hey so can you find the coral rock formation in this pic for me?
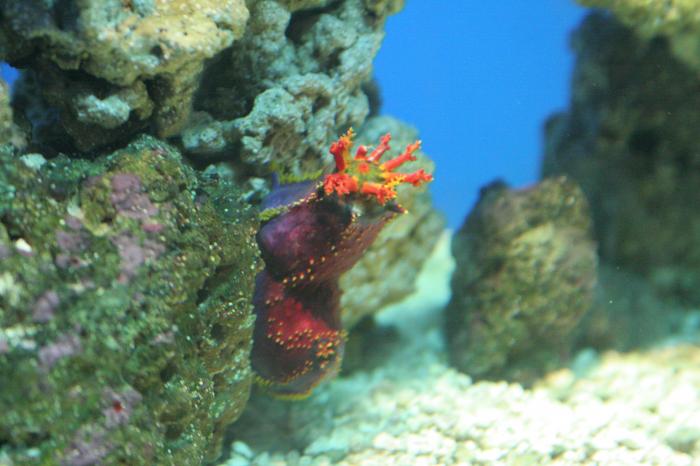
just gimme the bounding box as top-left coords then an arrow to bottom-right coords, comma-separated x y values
1,0 -> 249,150
0,0 -> 446,459
578,0 -> 700,72
0,77 -> 24,148
544,13 -> 700,307
0,137 -> 259,464
445,177 -> 597,384
187,0 -> 398,178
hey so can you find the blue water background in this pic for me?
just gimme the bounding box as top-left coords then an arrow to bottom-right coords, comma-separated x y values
1,63 -> 17,86
375,1 -> 586,227
1,2 -> 586,228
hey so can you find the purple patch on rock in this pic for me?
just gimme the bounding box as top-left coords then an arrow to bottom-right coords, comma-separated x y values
54,226 -> 89,269
110,173 -> 158,220
61,426 -> 112,466
142,239 -> 165,259
111,233 -> 165,281
141,222 -> 164,234
103,387 -> 142,428
33,290 -> 60,323
38,333 -> 82,370
56,230 -> 88,253
83,175 -> 103,189
55,254 -> 84,270
0,338 -> 8,354
0,244 -> 10,260
111,233 -> 144,279
194,193 -> 208,208
65,215 -> 83,230
110,173 -> 140,193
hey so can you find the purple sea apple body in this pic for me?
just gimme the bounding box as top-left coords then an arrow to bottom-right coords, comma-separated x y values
251,270 -> 344,398
251,130 -> 433,398
257,196 -> 353,284
259,179 -> 317,212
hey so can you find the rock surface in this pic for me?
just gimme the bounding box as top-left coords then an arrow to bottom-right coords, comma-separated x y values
575,265 -> 696,352
578,0 -> 700,72
0,0 -> 449,462
544,13 -> 700,308
187,0 -> 400,178
0,136 -> 259,464
1,0 -> 249,150
445,177 -> 597,384
0,78 -> 24,148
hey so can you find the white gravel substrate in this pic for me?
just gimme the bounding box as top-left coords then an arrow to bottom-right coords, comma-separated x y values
222,233 -> 700,466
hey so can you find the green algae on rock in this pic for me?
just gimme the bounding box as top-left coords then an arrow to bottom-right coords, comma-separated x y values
0,78 -> 25,149
445,177 -> 597,385
0,136 -> 259,465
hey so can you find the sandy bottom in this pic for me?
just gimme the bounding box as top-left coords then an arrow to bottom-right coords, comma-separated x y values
221,232 -> 700,466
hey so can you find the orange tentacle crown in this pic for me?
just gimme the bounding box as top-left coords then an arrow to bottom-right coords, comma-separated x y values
323,129 -> 433,206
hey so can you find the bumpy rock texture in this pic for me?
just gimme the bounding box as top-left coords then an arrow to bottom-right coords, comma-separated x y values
0,78 -> 24,148
0,0 -> 447,460
544,13 -> 700,309
186,0 -> 401,178
0,137 -> 259,464
578,0 -> 700,72
445,177 -> 597,384
1,0 -> 249,150
340,116 -> 444,328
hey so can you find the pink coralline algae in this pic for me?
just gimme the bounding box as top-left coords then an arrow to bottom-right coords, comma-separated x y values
32,290 -> 60,323
102,387 -> 143,428
55,216 -> 90,270
111,233 -> 165,282
110,173 -> 159,220
38,333 -> 82,371
61,426 -> 112,466
252,129 -> 432,398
